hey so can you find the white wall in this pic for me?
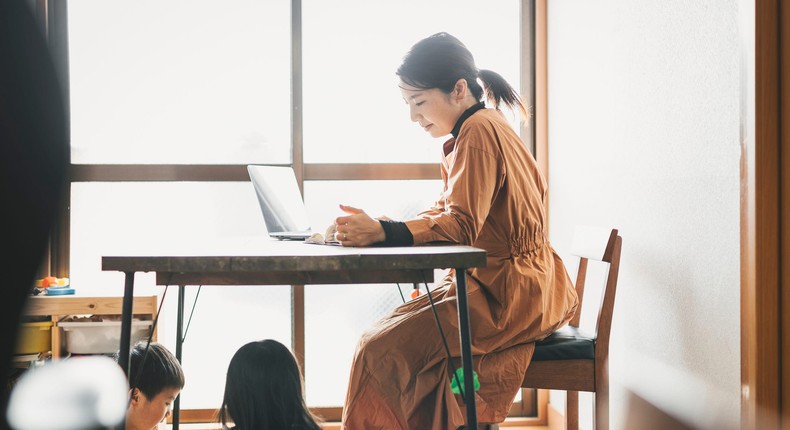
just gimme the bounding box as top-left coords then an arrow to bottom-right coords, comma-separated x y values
545,1 -> 741,429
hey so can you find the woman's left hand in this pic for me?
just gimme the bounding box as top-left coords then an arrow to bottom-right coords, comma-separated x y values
334,204 -> 386,246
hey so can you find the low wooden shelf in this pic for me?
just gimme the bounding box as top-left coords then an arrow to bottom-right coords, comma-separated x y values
22,295 -> 158,359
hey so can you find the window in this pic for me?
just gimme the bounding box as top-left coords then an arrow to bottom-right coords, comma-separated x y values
302,0 -> 522,164
68,0 -> 291,165
53,0 -> 535,420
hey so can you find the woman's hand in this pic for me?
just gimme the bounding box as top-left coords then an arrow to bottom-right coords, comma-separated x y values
334,204 -> 386,246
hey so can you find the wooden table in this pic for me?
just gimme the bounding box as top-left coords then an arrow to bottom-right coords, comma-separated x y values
103,241 -> 487,430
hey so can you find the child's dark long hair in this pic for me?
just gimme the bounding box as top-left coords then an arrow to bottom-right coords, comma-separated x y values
397,32 -> 529,120
219,339 -> 321,430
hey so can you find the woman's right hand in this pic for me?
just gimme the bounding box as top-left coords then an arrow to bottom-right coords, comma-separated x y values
334,204 -> 386,246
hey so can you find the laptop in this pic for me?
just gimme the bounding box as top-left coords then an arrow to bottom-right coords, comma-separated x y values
247,165 -> 313,240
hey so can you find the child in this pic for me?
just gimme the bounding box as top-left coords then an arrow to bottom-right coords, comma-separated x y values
120,341 -> 185,430
219,339 -> 321,430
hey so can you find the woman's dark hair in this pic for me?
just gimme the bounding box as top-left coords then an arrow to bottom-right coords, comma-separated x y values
396,32 -> 528,120
126,341 -> 185,399
219,339 -> 322,430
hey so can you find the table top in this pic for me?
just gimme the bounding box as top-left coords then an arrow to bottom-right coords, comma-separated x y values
102,242 -> 487,286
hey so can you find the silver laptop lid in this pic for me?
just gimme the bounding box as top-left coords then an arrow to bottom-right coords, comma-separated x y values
247,165 -> 312,235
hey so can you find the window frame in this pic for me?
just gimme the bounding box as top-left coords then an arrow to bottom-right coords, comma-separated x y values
42,0 -> 545,424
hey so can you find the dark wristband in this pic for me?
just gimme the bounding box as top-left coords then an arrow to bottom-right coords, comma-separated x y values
378,220 -> 414,247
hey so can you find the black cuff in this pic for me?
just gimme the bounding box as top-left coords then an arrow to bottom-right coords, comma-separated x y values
378,220 -> 414,247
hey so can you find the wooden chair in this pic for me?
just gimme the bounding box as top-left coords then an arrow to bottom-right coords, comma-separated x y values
522,226 -> 622,430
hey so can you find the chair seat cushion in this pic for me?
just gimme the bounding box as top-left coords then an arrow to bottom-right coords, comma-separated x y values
532,325 -> 595,361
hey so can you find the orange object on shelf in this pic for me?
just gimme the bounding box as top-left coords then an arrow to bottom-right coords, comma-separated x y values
40,276 -> 58,288
35,277 -> 69,288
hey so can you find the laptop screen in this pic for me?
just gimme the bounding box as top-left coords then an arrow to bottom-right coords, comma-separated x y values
247,165 -> 311,234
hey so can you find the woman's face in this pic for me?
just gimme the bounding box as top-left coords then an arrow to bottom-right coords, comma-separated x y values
399,82 -> 465,139
127,387 -> 181,430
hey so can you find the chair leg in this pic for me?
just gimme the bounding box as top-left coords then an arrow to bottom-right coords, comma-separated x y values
566,390 -> 579,430
594,388 -> 609,430
594,362 -> 610,430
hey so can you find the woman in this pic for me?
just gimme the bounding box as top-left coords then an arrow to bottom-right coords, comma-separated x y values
335,32 -> 579,430
219,339 -> 322,430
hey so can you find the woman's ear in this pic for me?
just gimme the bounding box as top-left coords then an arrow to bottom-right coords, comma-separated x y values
453,78 -> 468,102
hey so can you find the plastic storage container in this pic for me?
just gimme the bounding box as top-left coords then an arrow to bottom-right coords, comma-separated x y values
58,320 -> 153,354
14,321 -> 53,355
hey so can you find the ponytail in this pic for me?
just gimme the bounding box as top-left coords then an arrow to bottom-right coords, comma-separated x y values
478,69 -> 529,121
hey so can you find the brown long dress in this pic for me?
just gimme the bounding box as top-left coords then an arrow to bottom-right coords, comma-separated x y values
342,108 -> 578,430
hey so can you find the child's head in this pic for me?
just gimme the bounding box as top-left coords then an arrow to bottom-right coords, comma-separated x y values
124,341 -> 185,430
220,339 -> 320,430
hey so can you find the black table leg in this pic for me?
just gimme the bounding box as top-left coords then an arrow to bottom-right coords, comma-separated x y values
173,285 -> 185,430
116,271 -> 136,430
455,267 -> 477,430
118,271 -> 136,376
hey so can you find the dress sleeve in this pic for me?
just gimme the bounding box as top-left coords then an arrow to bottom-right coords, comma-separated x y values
378,220 -> 414,246
405,121 -> 501,245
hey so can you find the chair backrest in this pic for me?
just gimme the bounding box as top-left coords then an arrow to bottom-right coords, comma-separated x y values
567,226 -> 622,357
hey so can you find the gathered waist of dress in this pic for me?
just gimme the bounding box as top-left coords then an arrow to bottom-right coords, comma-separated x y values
475,231 -> 548,258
